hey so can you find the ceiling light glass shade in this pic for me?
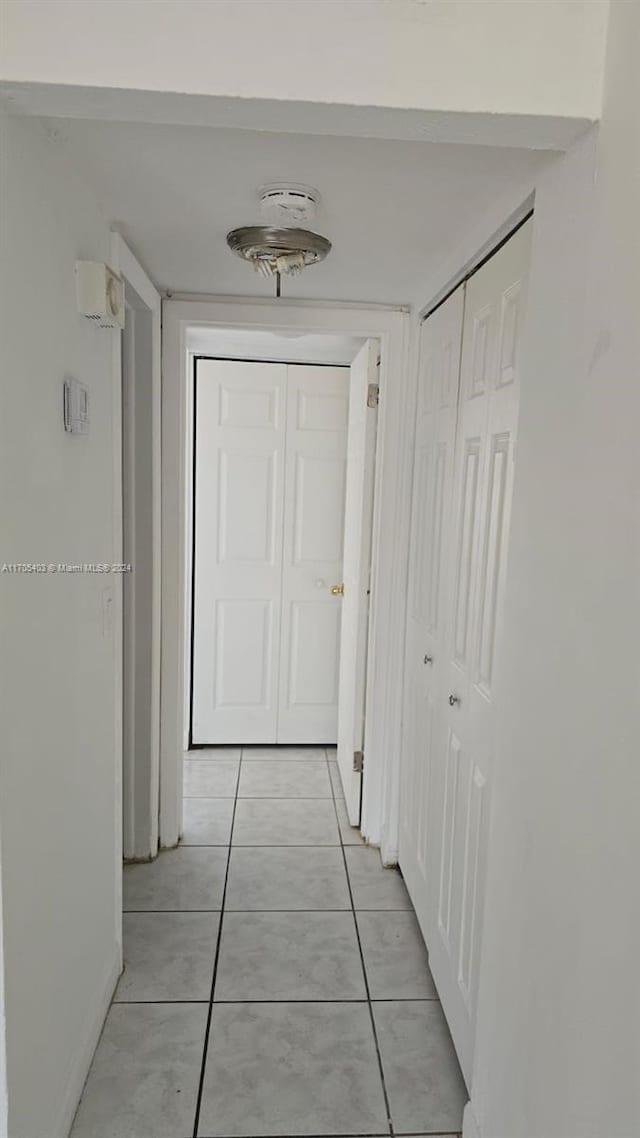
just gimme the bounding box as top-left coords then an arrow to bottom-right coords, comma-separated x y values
226,226 -> 331,278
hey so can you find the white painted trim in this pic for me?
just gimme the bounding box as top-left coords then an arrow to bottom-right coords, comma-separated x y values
161,298 -> 409,852
110,233 -> 162,860
463,1100 -> 483,1138
121,304 -> 137,859
108,286 -> 124,953
55,949 -> 121,1138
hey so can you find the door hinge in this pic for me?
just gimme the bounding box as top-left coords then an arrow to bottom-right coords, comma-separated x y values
353,750 -> 364,773
367,383 -> 379,408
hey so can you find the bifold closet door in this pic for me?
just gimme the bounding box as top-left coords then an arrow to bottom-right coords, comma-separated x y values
399,219 -> 532,1086
428,220 -> 532,1083
278,365 -> 349,743
399,287 -> 464,924
192,359 -> 349,745
192,359 -> 287,744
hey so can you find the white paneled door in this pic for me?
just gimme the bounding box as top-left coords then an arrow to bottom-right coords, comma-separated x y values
278,365 -> 349,743
192,360 -> 287,744
192,358 -> 349,745
336,341 -> 379,824
400,287 -> 464,924
400,220 -> 532,1085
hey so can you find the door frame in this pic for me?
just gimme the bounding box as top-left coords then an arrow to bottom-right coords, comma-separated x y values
111,233 -> 162,861
161,298 -> 410,859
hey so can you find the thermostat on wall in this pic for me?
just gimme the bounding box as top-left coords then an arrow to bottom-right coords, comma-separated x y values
64,377 -> 89,434
75,260 -> 125,328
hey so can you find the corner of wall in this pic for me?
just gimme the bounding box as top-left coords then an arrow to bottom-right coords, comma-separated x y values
56,950 -> 121,1138
463,1100 -> 483,1138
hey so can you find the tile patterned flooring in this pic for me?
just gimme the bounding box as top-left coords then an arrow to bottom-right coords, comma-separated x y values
71,746 -> 466,1138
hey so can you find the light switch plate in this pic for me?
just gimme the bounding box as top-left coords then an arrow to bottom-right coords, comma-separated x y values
64,377 -> 89,434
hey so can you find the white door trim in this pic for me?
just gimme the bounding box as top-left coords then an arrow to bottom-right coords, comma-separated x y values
111,233 -> 162,859
161,298 -> 410,856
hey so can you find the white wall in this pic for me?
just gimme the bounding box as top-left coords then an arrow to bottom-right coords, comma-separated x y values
0,114 -> 121,1138
465,1 -> 640,1134
0,0 -> 608,124
0,839 -> 6,1138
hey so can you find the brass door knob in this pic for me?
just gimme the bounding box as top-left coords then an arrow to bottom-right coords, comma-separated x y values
331,584 -> 345,596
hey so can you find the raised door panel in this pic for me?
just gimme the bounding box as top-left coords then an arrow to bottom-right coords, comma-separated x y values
192,359 -> 287,744
293,454 -> 347,566
457,761 -> 486,1012
278,365 -> 349,743
408,443 -> 431,624
287,601 -> 341,708
474,433 -> 511,699
218,449 -> 278,565
427,443 -> 448,635
213,599 -> 273,709
452,439 -> 482,672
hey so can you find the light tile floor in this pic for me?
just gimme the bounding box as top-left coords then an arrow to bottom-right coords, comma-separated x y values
71,746 -> 466,1138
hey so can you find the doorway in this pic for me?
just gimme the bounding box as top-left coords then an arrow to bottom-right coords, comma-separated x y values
188,331 -> 380,831
161,300 -> 410,855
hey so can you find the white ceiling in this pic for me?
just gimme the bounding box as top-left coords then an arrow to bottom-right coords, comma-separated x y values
188,327 -> 364,366
46,117 -> 547,304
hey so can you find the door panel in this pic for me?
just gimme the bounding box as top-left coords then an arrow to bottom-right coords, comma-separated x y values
399,220 -> 532,1087
278,365 -> 349,743
293,453 -> 346,564
336,341 -> 379,823
287,600 -> 341,707
218,450 -> 278,563
192,359 -> 287,743
427,219 -> 532,1085
213,599 -> 273,708
399,288 -> 465,917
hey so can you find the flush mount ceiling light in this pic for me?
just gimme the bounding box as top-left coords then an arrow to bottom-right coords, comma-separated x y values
226,225 -> 331,296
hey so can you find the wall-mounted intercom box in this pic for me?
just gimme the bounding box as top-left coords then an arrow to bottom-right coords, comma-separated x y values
75,260 -> 125,328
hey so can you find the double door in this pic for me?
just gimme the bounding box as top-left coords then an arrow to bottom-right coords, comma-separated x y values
192,358 -> 349,745
400,221 -> 532,1084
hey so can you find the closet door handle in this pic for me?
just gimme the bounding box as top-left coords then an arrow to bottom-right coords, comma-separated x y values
331,584 -> 345,596
448,694 -> 460,707
423,655 -> 433,665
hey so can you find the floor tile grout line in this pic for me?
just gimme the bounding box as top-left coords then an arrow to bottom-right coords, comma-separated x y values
124,906 -> 412,913
325,753 -> 395,1138
191,745 -> 244,1138
123,906 -> 414,915
195,1134 -> 459,1138
113,996 -> 440,1005
195,1133 -> 393,1138
184,795 -> 337,801
230,842 -> 346,847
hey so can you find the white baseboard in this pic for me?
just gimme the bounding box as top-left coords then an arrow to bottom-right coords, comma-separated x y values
463,1100 -> 482,1138
55,950 -> 121,1138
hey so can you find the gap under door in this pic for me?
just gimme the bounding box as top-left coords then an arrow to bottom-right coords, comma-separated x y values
191,358 -> 349,745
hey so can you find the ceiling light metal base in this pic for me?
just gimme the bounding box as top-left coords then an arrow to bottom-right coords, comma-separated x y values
226,226 -> 331,280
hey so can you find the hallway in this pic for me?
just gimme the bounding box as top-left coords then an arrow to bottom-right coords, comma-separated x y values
71,747 -> 465,1138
